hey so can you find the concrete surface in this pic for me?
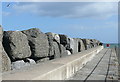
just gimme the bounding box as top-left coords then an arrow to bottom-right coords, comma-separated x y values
2,46 -> 103,80
68,48 -> 118,80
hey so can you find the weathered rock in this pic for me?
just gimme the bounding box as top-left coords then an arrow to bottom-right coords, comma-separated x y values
66,50 -> 71,55
26,58 -> 36,65
46,32 -> 58,57
22,28 -> 49,58
46,32 -> 68,58
82,39 -> 92,50
0,27 -> 11,72
73,38 -> 78,54
60,44 -> 68,57
69,38 -> 74,54
59,34 -> 72,52
59,34 -> 69,47
36,57 -> 49,63
53,42 -> 61,58
2,49 -> 11,72
11,60 -> 28,70
3,31 -> 31,61
12,58 -> 36,70
77,38 -> 85,52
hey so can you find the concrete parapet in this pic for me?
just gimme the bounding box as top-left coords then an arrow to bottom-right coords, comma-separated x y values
2,46 -> 103,80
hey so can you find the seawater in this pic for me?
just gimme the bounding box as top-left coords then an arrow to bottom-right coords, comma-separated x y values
103,43 -> 118,48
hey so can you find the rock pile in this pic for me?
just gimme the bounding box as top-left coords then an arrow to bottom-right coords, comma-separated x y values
0,27 -> 103,72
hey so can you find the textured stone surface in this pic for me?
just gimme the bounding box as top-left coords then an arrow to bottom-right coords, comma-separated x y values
77,38 -> 85,52
59,34 -> 70,50
53,42 -> 61,58
82,39 -> 92,50
0,27 -> 11,72
46,32 -> 68,58
11,60 -> 28,70
2,49 -> 11,72
73,38 -> 78,54
12,58 -> 36,70
46,32 -> 57,57
60,44 -> 68,57
22,28 -> 49,58
36,57 -> 49,63
69,38 -> 74,54
66,50 -> 71,55
3,31 -> 31,61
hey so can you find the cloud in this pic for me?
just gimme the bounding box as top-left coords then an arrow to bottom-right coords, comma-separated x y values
10,2 -> 118,19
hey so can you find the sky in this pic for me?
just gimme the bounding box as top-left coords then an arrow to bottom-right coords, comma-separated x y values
1,2 -> 118,43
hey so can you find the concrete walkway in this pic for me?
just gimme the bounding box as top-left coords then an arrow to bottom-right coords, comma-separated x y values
68,48 -> 118,81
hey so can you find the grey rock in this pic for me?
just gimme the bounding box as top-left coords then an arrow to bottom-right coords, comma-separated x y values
2,46 -> 11,72
60,44 -> 68,57
46,32 -> 58,57
59,34 -> 70,50
73,38 -> 78,54
0,27 -> 11,72
69,38 -> 74,54
11,58 -> 36,70
26,58 -> 36,65
36,57 -> 49,63
3,31 -> 31,61
82,39 -> 91,50
22,28 -> 49,58
53,42 -> 61,58
11,60 -> 28,70
46,32 -> 68,58
77,38 -> 85,52
66,50 -> 71,55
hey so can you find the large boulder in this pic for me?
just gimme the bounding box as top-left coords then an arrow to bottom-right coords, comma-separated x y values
46,32 -> 68,58
69,38 -> 74,54
59,34 -> 72,52
82,39 -> 92,50
77,38 -> 85,52
53,42 -> 61,58
46,32 -> 60,57
72,38 -> 78,54
22,28 -> 49,59
59,34 -> 70,47
0,26 -> 11,72
3,31 -> 31,61
60,44 -> 68,57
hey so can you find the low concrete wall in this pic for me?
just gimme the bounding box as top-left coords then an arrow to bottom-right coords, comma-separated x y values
2,46 -> 103,80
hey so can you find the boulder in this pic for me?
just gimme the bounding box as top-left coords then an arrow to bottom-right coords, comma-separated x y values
26,58 -> 36,65
60,44 -> 68,57
3,31 -> 31,61
12,58 -> 36,70
22,28 -> 49,58
53,42 -> 61,58
69,38 -> 74,54
66,50 -> 71,55
59,34 -> 71,51
2,49 -> 11,72
46,32 -> 68,58
77,38 -> 85,52
11,60 -> 28,70
46,32 -> 59,57
0,27 -> 11,72
36,57 -> 49,63
73,38 -> 78,54
82,39 -> 91,50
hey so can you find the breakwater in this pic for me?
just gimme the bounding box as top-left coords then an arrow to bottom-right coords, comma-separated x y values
0,26 -> 103,72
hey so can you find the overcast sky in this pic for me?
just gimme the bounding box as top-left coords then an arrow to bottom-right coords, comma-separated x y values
2,2 -> 118,43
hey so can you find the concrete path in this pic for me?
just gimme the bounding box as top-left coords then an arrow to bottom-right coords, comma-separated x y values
68,48 -> 118,81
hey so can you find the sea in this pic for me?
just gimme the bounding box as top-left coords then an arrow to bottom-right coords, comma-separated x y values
103,43 -> 119,48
